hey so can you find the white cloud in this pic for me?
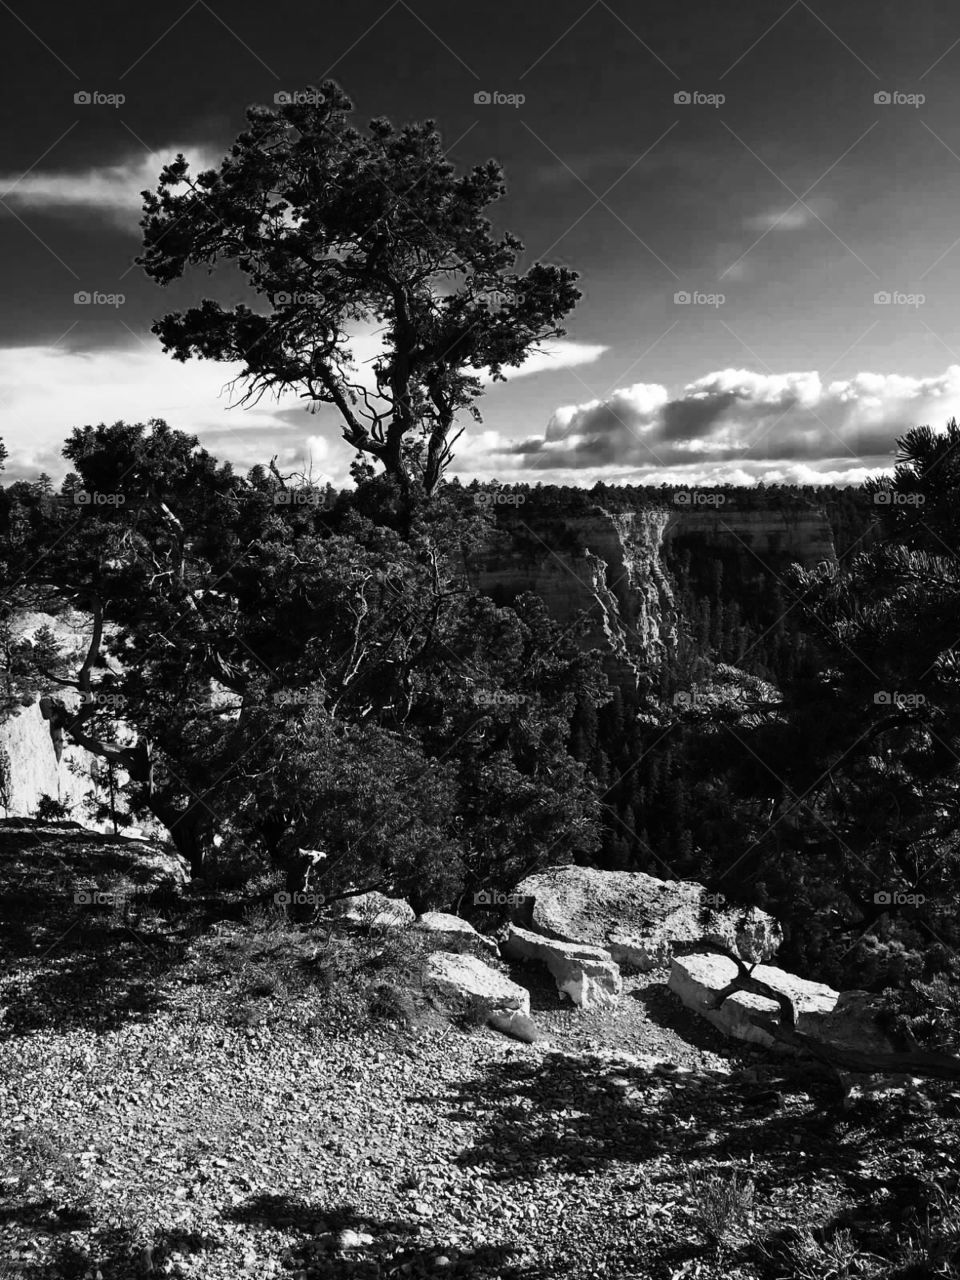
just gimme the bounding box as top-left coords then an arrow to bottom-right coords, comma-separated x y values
0,333 -> 606,484
445,364 -> 960,487
742,198 -> 837,234
0,143 -> 223,230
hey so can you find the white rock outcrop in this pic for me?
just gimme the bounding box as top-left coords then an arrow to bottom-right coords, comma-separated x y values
511,865 -> 781,970
669,952 -> 892,1054
501,922 -> 622,1008
423,951 -> 530,1018
412,911 -> 499,960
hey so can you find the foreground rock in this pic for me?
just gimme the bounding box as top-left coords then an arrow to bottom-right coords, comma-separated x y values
423,951 -> 531,1024
413,911 -> 499,960
487,1009 -> 544,1043
511,865 -> 781,970
501,923 -> 622,1008
669,952 -> 893,1053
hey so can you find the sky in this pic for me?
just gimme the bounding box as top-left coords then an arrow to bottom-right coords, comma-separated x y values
2,0 -> 960,488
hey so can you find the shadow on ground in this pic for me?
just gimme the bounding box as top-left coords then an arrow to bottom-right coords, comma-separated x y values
0,823 -> 205,1039
223,1192 -> 562,1279
436,1046 -> 960,1277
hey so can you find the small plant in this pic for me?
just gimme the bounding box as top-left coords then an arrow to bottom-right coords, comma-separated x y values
366,980 -> 420,1027
453,992 -> 493,1031
685,1166 -> 755,1249
759,1225 -> 886,1279
34,792 -> 72,822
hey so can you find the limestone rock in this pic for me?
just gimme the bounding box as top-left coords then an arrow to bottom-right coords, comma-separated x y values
501,922 -> 622,1008
412,911 -> 499,960
668,952 -> 893,1054
423,951 -> 530,1019
511,865 -> 781,971
486,1009 -> 544,1043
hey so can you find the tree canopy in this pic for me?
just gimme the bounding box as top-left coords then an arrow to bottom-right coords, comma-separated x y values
138,82 -> 580,496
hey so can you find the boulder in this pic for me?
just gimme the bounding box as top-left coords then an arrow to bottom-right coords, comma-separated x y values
423,951 -> 530,1019
501,922 -> 622,1008
487,1009 -> 544,1043
128,843 -> 190,889
511,865 -> 781,970
668,953 -> 893,1054
413,911 -> 499,960
331,892 -> 415,928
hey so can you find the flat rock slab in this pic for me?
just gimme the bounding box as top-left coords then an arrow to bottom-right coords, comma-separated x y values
511,865 -> 781,970
669,952 -> 892,1053
423,951 -> 531,1018
413,911 -> 499,960
501,923 -> 622,1009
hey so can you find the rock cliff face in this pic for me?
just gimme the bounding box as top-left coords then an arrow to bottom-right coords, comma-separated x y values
467,503 -> 835,691
665,506 -> 836,571
466,507 -> 676,691
0,611 -> 137,830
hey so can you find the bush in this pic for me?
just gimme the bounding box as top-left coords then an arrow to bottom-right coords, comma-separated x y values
685,1166 -> 755,1249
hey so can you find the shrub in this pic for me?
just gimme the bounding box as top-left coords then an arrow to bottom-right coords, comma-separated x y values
685,1166 -> 755,1249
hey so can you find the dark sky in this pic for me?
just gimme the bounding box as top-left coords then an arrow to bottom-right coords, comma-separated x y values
2,0 -> 960,485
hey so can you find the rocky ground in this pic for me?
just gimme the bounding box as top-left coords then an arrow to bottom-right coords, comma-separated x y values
1,827 -> 959,1279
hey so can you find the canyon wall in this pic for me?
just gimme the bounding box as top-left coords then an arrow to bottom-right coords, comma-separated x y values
0,610 -> 134,828
467,502 -> 836,691
665,505 -> 836,570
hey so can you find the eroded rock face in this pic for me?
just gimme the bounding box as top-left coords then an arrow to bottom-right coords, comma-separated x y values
467,503 -> 836,692
665,507 -> 836,571
412,912 -> 499,960
0,611 -> 148,832
423,952 -> 531,1018
501,922 -> 622,1008
668,953 -> 893,1053
511,866 -> 782,971
466,507 -> 676,692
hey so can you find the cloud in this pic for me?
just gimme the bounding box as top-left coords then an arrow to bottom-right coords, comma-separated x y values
0,143 -> 223,231
742,199 -> 836,234
0,331 -> 606,484
445,364 -> 960,487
